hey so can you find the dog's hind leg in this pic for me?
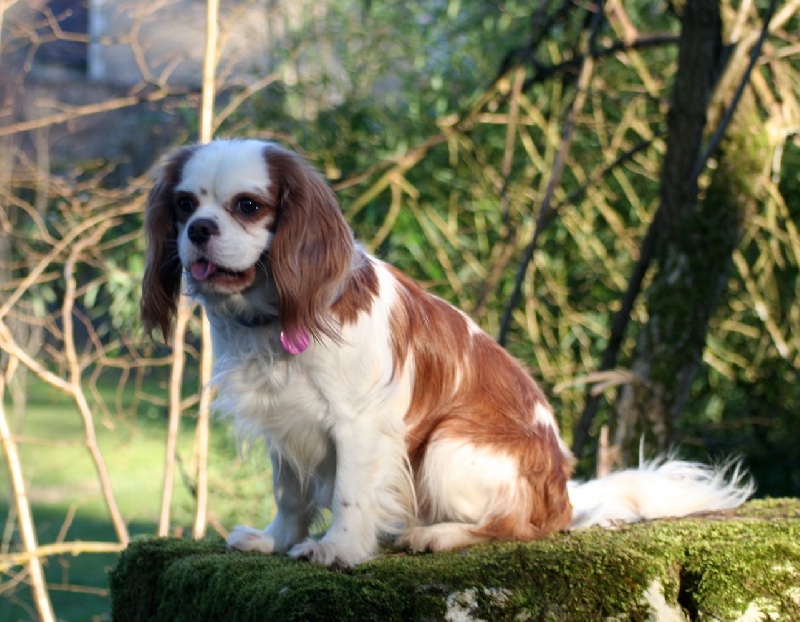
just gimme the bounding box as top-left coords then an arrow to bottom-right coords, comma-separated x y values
400,434 -> 572,552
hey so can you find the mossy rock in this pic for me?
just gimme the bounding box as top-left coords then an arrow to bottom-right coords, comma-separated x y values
109,499 -> 800,621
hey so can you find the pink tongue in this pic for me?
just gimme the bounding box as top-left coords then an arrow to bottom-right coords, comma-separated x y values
280,329 -> 310,355
190,260 -> 217,281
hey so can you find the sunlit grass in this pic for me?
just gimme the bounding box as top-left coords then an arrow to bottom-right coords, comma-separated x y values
1,378 -> 275,621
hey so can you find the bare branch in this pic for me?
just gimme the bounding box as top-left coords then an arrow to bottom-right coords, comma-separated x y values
0,89 -> 187,138
158,298 -> 194,537
0,372 -> 56,622
62,223 -> 130,545
0,541 -> 125,571
497,4 -> 603,345
689,0 -> 776,183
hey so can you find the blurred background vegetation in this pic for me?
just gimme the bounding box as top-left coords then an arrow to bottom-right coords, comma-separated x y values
1,0 -> 798,619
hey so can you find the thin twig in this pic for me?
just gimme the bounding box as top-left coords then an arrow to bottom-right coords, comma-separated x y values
193,319 -> 214,538
688,0 -> 777,184
0,89 -> 186,138
571,210 -> 662,458
62,225 -> 130,545
497,3 -> 604,345
0,371 -> 56,622
0,541 -> 125,571
158,298 -> 193,537
191,0 -> 221,540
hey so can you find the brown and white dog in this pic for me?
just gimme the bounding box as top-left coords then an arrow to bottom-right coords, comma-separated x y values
141,139 -> 753,566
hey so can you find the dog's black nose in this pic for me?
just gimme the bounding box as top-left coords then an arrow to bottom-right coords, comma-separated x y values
187,218 -> 219,246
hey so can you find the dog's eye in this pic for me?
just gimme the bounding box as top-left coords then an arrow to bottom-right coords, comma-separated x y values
175,196 -> 196,215
237,197 -> 260,215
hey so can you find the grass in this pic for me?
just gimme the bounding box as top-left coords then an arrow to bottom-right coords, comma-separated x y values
1,376 -> 275,622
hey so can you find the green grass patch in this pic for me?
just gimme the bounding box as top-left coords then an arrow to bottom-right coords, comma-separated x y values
1,379 -> 275,622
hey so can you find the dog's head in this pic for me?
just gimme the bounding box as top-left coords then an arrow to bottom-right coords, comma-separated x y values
141,139 -> 354,343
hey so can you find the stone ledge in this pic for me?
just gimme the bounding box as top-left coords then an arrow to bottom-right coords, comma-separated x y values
109,499 -> 800,621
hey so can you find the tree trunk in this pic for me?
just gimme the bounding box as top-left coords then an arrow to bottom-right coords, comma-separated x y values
613,0 -> 767,464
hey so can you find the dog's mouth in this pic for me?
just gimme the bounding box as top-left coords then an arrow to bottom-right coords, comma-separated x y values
188,258 -> 257,292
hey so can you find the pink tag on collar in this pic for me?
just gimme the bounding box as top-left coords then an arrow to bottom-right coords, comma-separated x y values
280,329 -> 310,355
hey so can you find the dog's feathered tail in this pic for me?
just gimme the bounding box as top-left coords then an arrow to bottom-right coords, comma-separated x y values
568,457 -> 755,529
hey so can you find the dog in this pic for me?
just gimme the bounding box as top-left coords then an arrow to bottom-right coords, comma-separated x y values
141,138 -> 753,566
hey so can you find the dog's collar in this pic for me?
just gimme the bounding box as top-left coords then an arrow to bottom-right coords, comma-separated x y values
232,313 -> 279,328
231,314 -> 310,354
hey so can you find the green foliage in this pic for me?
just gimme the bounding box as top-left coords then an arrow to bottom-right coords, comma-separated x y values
686,141 -> 800,494
222,0 -> 661,435
209,0 -> 800,481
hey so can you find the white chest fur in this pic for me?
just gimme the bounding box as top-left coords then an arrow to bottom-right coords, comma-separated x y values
210,324 -> 333,475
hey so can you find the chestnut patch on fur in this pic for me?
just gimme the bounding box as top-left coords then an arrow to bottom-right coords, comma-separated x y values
332,258 -> 380,326
388,265 -> 573,539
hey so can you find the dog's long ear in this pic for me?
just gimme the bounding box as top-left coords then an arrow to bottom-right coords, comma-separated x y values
265,144 -> 354,344
140,145 -> 197,342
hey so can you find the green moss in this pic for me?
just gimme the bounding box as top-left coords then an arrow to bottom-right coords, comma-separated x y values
110,499 -> 800,621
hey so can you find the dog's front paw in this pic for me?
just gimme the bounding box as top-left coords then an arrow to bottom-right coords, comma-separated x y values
227,525 -> 278,554
288,537 -> 373,567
